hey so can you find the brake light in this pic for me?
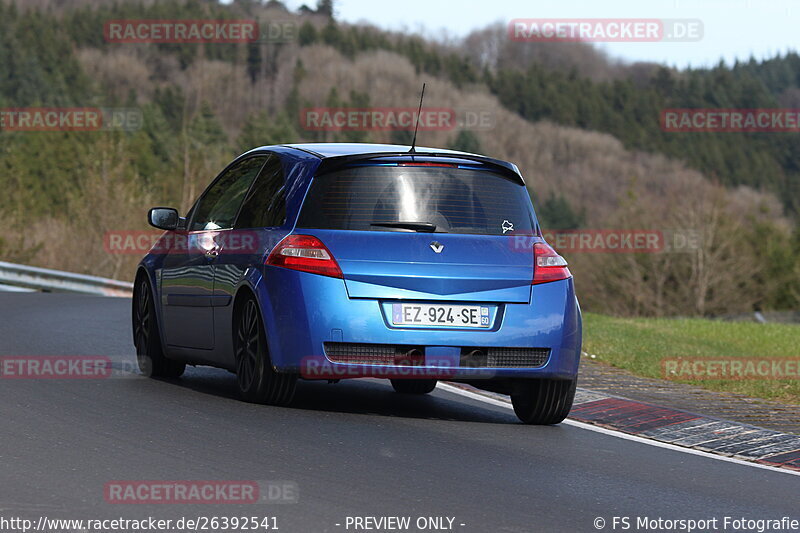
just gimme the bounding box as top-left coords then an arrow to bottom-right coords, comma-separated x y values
532,242 -> 571,285
266,235 -> 343,278
397,162 -> 457,167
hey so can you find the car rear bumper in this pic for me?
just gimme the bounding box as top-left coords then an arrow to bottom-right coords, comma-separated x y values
256,267 -> 581,381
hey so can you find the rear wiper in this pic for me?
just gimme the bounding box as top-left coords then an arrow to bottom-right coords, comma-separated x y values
370,221 -> 437,233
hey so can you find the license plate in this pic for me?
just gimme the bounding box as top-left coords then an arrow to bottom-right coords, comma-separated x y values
392,303 -> 490,328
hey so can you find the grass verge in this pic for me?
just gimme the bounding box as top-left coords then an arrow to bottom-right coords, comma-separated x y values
582,312 -> 800,404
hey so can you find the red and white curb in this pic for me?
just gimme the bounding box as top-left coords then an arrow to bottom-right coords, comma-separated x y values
438,382 -> 800,475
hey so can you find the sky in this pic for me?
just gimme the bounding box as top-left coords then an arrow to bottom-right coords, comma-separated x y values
278,0 -> 800,69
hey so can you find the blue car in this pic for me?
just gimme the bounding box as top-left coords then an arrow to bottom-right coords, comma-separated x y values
133,143 -> 582,424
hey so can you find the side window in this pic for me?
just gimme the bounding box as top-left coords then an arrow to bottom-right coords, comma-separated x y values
190,157 -> 266,231
235,155 -> 286,229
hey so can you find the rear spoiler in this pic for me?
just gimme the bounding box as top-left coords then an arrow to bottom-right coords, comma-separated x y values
314,151 -> 525,185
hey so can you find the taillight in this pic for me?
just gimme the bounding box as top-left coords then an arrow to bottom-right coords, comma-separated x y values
532,242 -> 571,285
266,235 -> 343,278
397,162 -> 457,167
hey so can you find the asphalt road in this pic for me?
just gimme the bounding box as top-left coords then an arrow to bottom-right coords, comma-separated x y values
0,293 -> 797,533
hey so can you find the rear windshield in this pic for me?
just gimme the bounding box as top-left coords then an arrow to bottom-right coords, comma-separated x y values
296,165 -> 535,236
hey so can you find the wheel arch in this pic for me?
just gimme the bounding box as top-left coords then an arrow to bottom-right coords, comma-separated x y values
231,284 -> 258,329
133,265 -> 166,349
231,274 -> 288,372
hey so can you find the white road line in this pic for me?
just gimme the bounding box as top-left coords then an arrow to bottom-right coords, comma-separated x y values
436,382 -> 800,478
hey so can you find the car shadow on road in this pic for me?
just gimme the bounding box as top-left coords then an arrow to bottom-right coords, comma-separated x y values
162,366 -> 518,424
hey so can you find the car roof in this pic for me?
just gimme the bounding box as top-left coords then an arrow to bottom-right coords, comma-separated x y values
281,143 -> 473,158
264,143 -> 523,183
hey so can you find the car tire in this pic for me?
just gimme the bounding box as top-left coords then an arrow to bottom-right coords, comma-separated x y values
234,297 -> 297,406
510,378 -> 576,425
133,277 -> 186,379
390,379 -> 437,394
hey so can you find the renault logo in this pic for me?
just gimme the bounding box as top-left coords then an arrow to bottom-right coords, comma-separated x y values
430,241 -> 444,253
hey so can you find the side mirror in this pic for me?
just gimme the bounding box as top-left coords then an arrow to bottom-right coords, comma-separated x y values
148,207 -> 182,230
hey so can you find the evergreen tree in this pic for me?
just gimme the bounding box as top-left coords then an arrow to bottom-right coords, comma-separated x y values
237,111 -> 299,151
536,194 -> 586,230
447,130 -> 481,153
246,42 -> 262,84
316,0 -> 334,18
298,22 -> 318,46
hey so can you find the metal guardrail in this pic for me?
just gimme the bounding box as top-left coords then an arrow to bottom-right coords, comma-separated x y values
0,261 -> 133,297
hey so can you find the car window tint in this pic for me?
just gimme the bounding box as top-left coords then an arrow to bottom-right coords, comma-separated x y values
191,157 -> 266,231
297,165 -> 534,236
236,155 -> 286,229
